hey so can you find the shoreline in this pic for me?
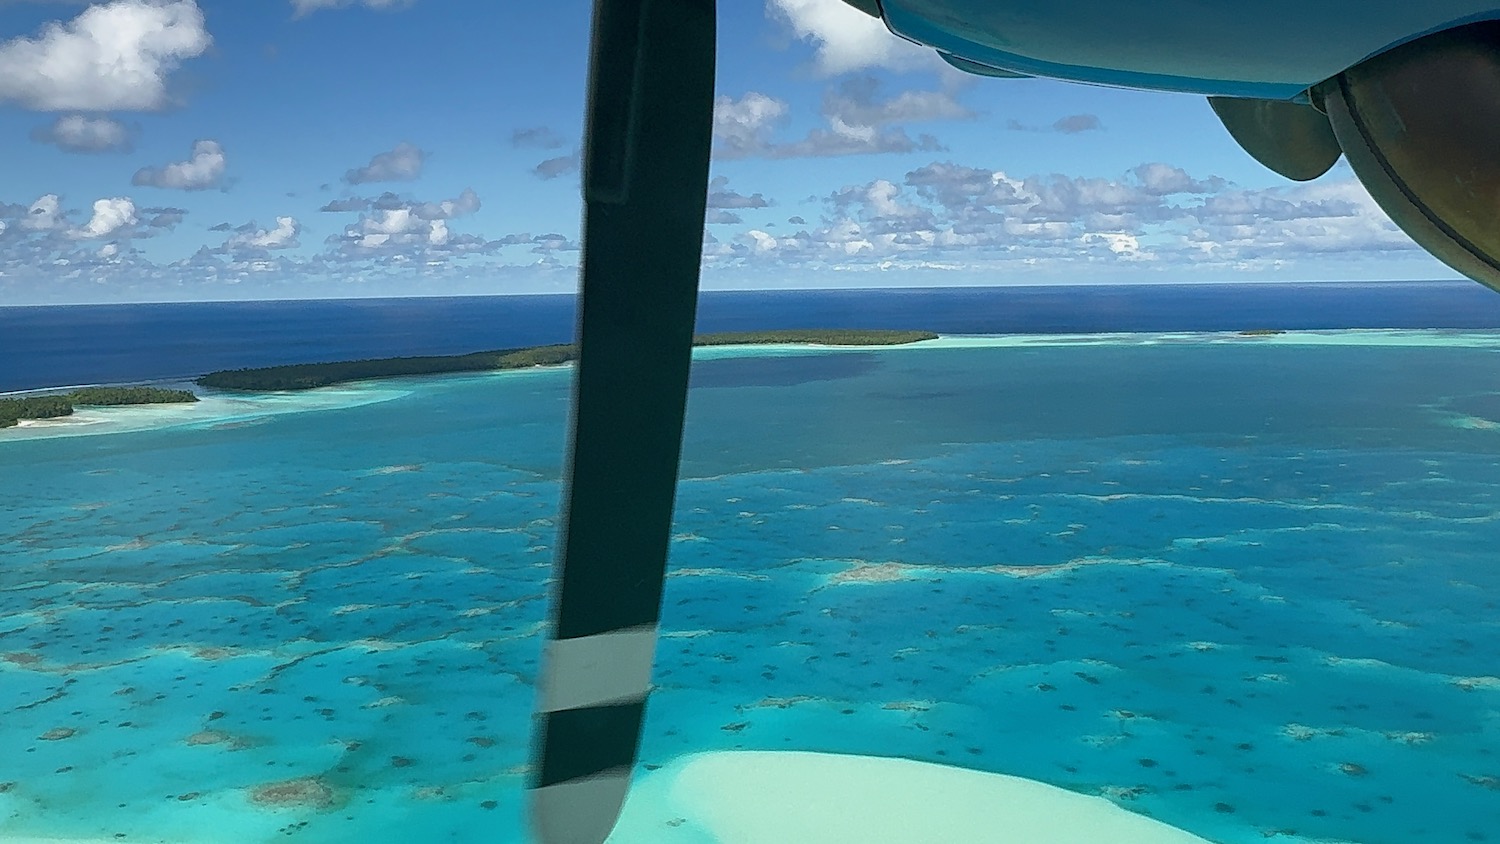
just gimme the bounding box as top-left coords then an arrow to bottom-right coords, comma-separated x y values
194,330 -> 940,392
182,326 -> 1500,392
8,328 -> 1500,441
10,327 -> 1500,398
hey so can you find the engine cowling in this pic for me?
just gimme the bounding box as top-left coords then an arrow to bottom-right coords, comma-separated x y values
1319,23 -> 1500,292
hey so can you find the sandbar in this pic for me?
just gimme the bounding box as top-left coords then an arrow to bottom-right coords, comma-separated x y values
608,750 -> 1213,843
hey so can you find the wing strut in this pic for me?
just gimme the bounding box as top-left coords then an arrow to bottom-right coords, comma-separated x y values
527,1 -> 716,842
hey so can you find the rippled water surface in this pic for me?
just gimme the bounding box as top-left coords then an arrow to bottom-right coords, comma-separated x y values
3,334 -> 1499,843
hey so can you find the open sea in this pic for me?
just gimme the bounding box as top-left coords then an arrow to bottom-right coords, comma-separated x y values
2,283 -> 1499,843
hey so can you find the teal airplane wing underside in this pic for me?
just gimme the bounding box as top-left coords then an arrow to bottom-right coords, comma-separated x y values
877,0 -> 1500,98
526,0 -> 715,842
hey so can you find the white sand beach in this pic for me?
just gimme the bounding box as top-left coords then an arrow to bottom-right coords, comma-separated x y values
608,751 -> 1214,844
904,329 -> 1500,350
0,385 -> 411,441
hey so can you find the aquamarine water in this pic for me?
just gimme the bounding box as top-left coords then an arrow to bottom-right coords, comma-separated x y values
3,334 -> 1499,843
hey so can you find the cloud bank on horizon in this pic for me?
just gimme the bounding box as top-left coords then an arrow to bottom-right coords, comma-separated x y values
0,0 -> 1458,303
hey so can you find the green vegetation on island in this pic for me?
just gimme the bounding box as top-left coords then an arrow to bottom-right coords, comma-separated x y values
691,329 -> 937,347
0,395 -> 73,428
1238,328 -> 1287,336
0,386 -> 197,429
67,386 -> 199,406
196,345 -> 576,391
197,329 -> 940,392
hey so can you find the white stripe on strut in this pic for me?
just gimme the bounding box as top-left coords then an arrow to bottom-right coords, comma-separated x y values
538,625 -> 657,714
530,766 -> 632,844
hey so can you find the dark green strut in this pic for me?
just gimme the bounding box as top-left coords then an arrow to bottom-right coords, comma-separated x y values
527,0 -> 715,842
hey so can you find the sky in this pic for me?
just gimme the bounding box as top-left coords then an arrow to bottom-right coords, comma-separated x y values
0,0 -> 1463,304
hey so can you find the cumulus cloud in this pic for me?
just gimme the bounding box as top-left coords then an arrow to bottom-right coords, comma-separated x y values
76,197 -> 137,238
228,216 -> 300,250
329,188 -> 487,257
512,126 -> 566,149
415,187 -> 480,219
533,152 -> 580,180
143,206 -> 185,228
1052,114 -> 1103,134
714,79 -> 961,160
1131,163 -> 1225,196
340,207 -> 458,250
31,114 -> 133,152
712,92 -> 789,158
320,188 -> 478,218
133,139 -> 226,190
766,0 -> 934,75
1006,114 -> 1105,134
708,176 -> 770,210
22,194 -> 65,231
291,0 -> 413,16
0,0 -> 211,111
530,233 -> 577,253
320,197 -> 368,213
344,142 -> 425,184
825,77 -> 972,128
698,158 -> 1420,275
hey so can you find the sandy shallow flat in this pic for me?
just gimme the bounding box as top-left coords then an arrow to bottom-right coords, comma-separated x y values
607,751 -> 1214,844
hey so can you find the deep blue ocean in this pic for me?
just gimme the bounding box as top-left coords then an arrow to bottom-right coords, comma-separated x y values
7,281 -> 1500,392
2,284 -> 1499,844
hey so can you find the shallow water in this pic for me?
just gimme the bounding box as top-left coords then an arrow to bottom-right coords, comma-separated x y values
2,336 -> 1498,843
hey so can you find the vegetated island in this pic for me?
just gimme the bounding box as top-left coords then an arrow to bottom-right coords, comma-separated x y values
0,386 -> 198,429
1238,328 -> 1287,336
198,329 -> 940,392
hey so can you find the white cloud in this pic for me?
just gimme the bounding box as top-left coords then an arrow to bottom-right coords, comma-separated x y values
132,139 -> 226,190
31,114 -> 133,152
345,205 -> 450,249
344,142 -> 425,184
707,176 -> 770,210
697,157 -> 1422,276
0,0 -> 211,111
22,194 -> 64,231
824,77 -> 971,127
291,0 -> 413,16
533,152 -> 580,180
76,197 -> 137,238
766,0 -> 934,75
228,216 -> 300,250
714,80 -> 959,160
1007,114 -> 1106,134
418,188 -> 480,219
713,92 -> 789,157
1132,163 -> 1225,196
746,230 -> 778,253
319,188 -> 479,219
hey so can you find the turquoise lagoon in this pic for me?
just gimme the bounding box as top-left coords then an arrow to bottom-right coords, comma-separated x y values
2,333 -> 1499,843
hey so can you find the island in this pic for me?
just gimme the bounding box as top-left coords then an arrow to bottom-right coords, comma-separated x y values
197,330 -> 939,392
0,386 -> 197,429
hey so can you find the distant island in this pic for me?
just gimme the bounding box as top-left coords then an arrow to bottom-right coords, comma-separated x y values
0,386 -> 197,429
1238,328 -> 1287,336
198,330 -> 940,392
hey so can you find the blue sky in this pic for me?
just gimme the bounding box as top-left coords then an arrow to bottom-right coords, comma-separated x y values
0,0 -> 1460,304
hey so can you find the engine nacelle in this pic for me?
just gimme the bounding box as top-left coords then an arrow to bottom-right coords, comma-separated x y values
1319,23 -> 1500,292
